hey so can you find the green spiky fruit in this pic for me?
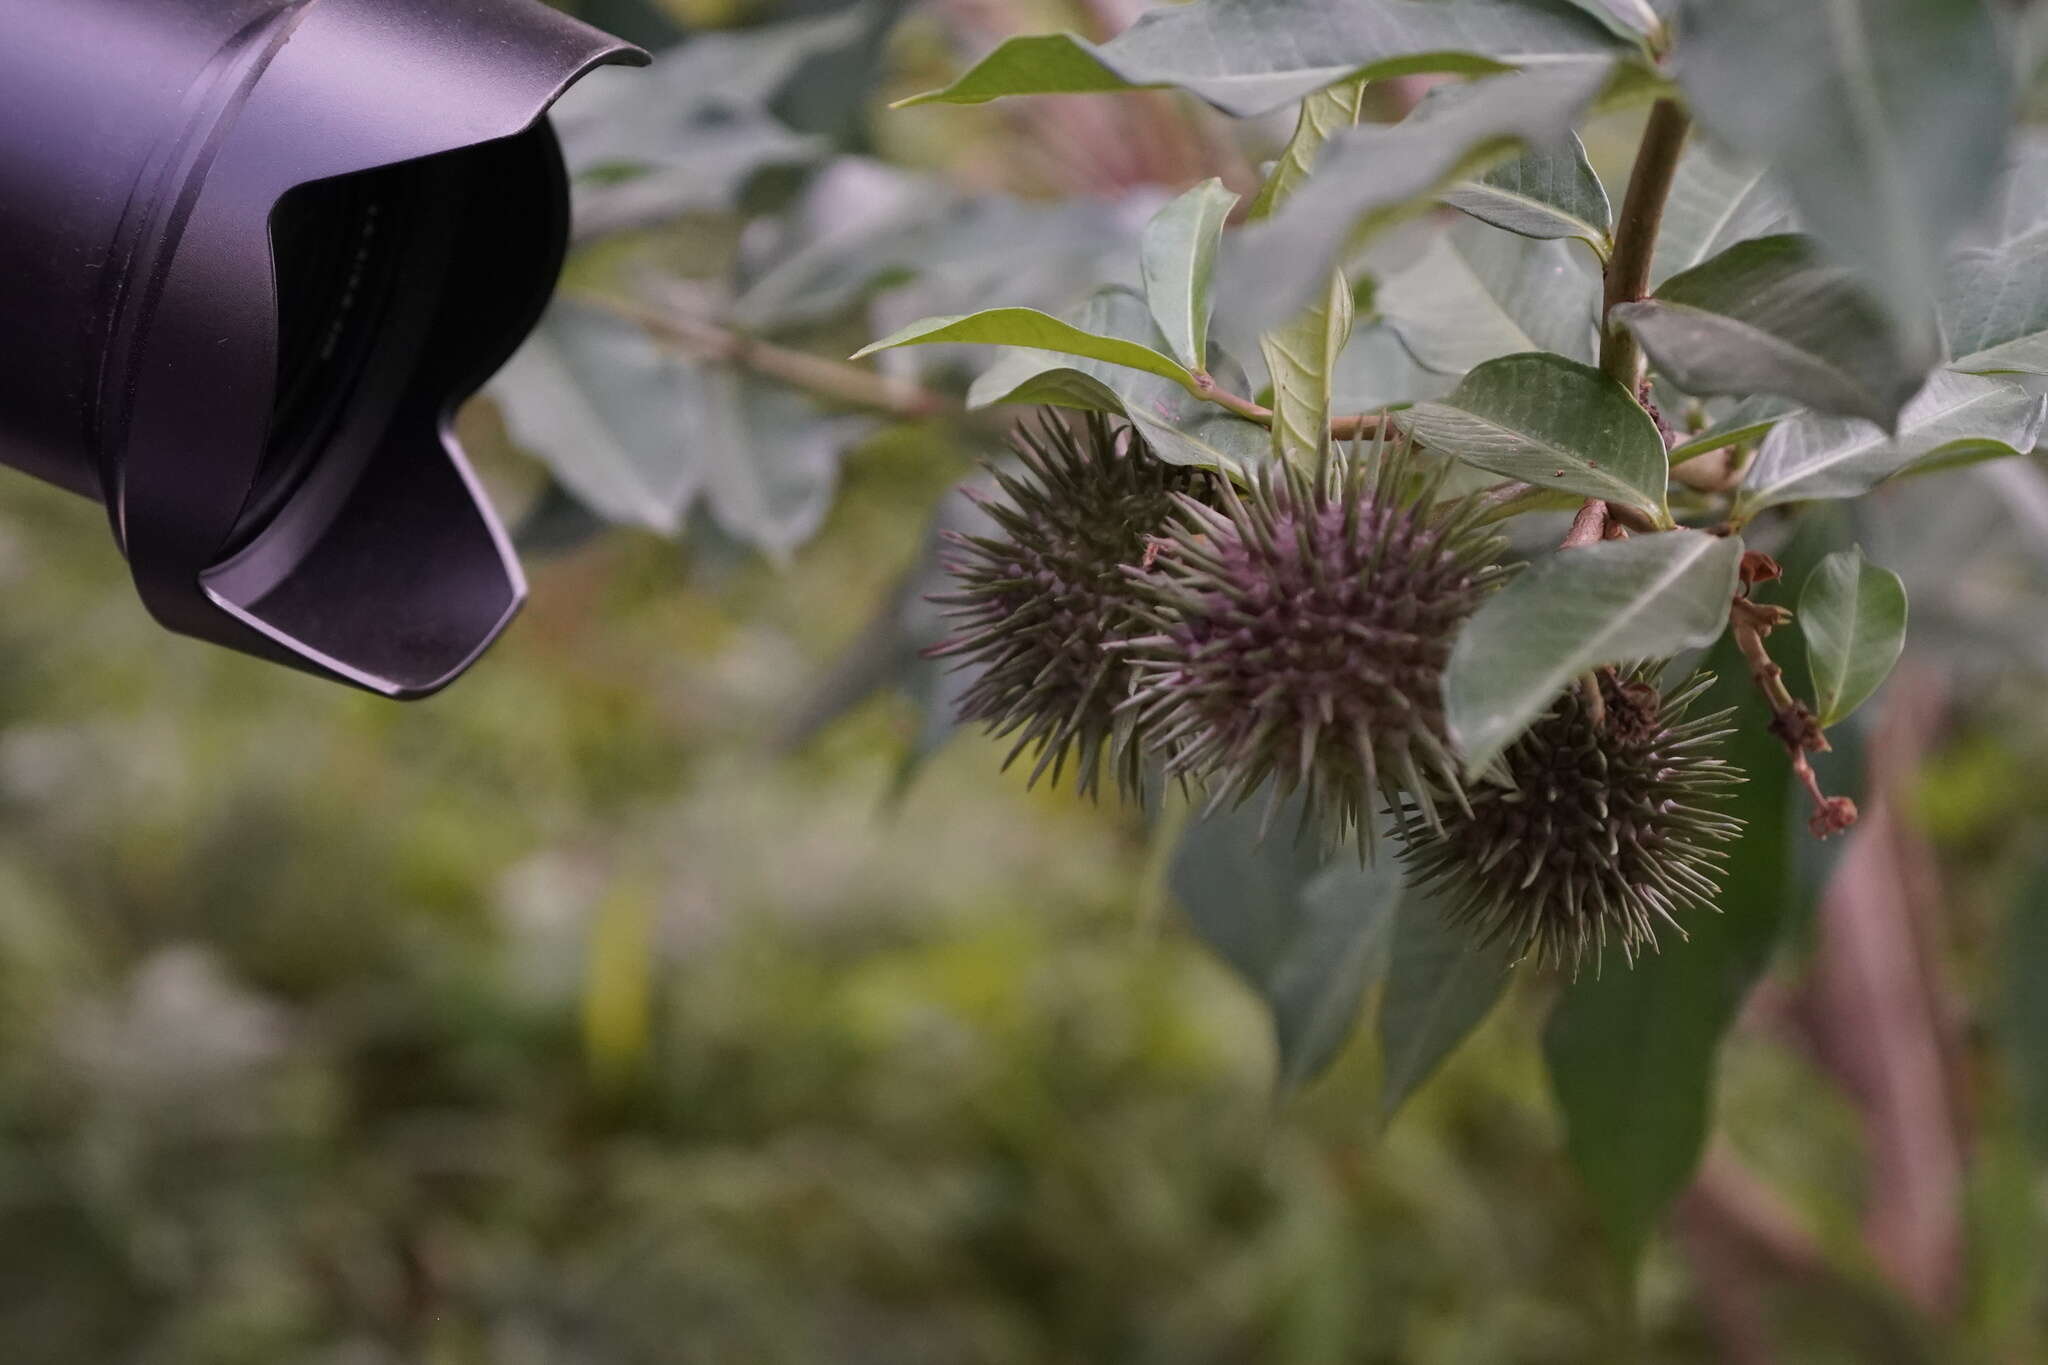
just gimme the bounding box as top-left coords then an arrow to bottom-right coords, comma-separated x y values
1121,438 -> 1510,850
929,412 -> 1199,797
1400,668 -> 1745,972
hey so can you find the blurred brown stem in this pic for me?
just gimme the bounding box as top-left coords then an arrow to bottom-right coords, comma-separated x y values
577,293 -> 961,421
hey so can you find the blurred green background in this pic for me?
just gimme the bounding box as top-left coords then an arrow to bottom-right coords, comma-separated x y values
6,1 -> 2048,1361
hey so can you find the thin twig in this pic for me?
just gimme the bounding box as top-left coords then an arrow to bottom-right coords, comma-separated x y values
574,293 -> 961,421
1561,499 -> 1610,548
1189,378 -> 1386,442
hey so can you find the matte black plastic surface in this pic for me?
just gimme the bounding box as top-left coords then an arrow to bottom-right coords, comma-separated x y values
0,0 -> 647,696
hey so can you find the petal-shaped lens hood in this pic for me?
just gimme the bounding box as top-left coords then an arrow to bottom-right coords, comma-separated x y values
0,0 -> 647,696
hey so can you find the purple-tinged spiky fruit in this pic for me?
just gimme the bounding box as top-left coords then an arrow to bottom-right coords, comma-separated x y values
1400,668 -> 1745,973
1120,437 -> 1510,852
928,412 -> 1199,798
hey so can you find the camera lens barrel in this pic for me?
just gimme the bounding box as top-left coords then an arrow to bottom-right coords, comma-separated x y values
0,0 -> 646,696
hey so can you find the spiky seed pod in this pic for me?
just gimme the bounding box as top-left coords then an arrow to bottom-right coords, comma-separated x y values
928,411 -> 1200,798
1120,436 -> 1511,852
1400,668 -> 1746,973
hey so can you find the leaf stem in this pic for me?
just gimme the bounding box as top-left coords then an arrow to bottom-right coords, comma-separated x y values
1729,595 -> 1860,838
575,292 -> 962,421
1192,376 -> 1386,442
1559,99 -> 1694,555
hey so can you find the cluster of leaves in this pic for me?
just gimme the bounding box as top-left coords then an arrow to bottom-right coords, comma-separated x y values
503,0 -> 2048,1278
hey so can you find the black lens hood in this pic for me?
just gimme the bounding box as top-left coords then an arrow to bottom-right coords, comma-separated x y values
0,0 -> 646,696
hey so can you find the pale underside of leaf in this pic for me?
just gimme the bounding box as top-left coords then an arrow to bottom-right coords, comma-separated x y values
1142,178 -> 1242,373
897,0 -> 1626,118
1220,62 -> 1615,333
1439,131 -> 1612,247
1675,0 -> 2008,363
1373,220 -> 1602,376
1649,141 -> 1795,288
1736,371 -> 2048,516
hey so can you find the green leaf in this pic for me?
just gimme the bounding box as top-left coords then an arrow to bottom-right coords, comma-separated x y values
1395,352 -> 1671,520
1674,0 -> 2011,361
1648,141 -> 1795,289
493,304 -> 871,558
1263,272 -> 1357,463
1615,234 -> 1927,429
1798,547 -> 1907,727
1332,321 -> 1459,411
1943,136 -> 2048,375
1170,799 -> 1400,1088
694,370 -> 876,564
2003,854 -> 2048,1157
1445,530 -> 1744,776
491,303 -> 701,534
1544,632 -> 1798,1272
1735,371 -> 2048,517
1376,890 -> 1514,1123
1374,220 -> 1602,376
1222,64 -> 1614,332
1141,178 -> 1242,373
966,287 -> 1270,475
855,307 -> 1202,394
896,0 -> 1626,119
1254,78 -> 1365,465
732,184 -> 1136,333
1248,78 -> 1368,222
1440,131 -> 1612,247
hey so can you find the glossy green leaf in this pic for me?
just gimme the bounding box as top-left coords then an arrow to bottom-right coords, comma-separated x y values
1223,64 -> 1614,333
1374,219 -> 1602,375
1615,234 -> 1927,429
1674,0 -> 2010,362
856,307 -> 1202,394
1376,890 -> 1514,1123
1171,799 -> 1400,1088
966,287 -> 1270,475
1141,178 -> 1241,373
1798,547 -> 1908,726
1445,530 -> 1744,775
1440,131 -> 1612,246
1735,371 -> 2048,517
1648,141 -> 1795,288
1396,352 -> 1671,520
897,0 -> 1625,119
